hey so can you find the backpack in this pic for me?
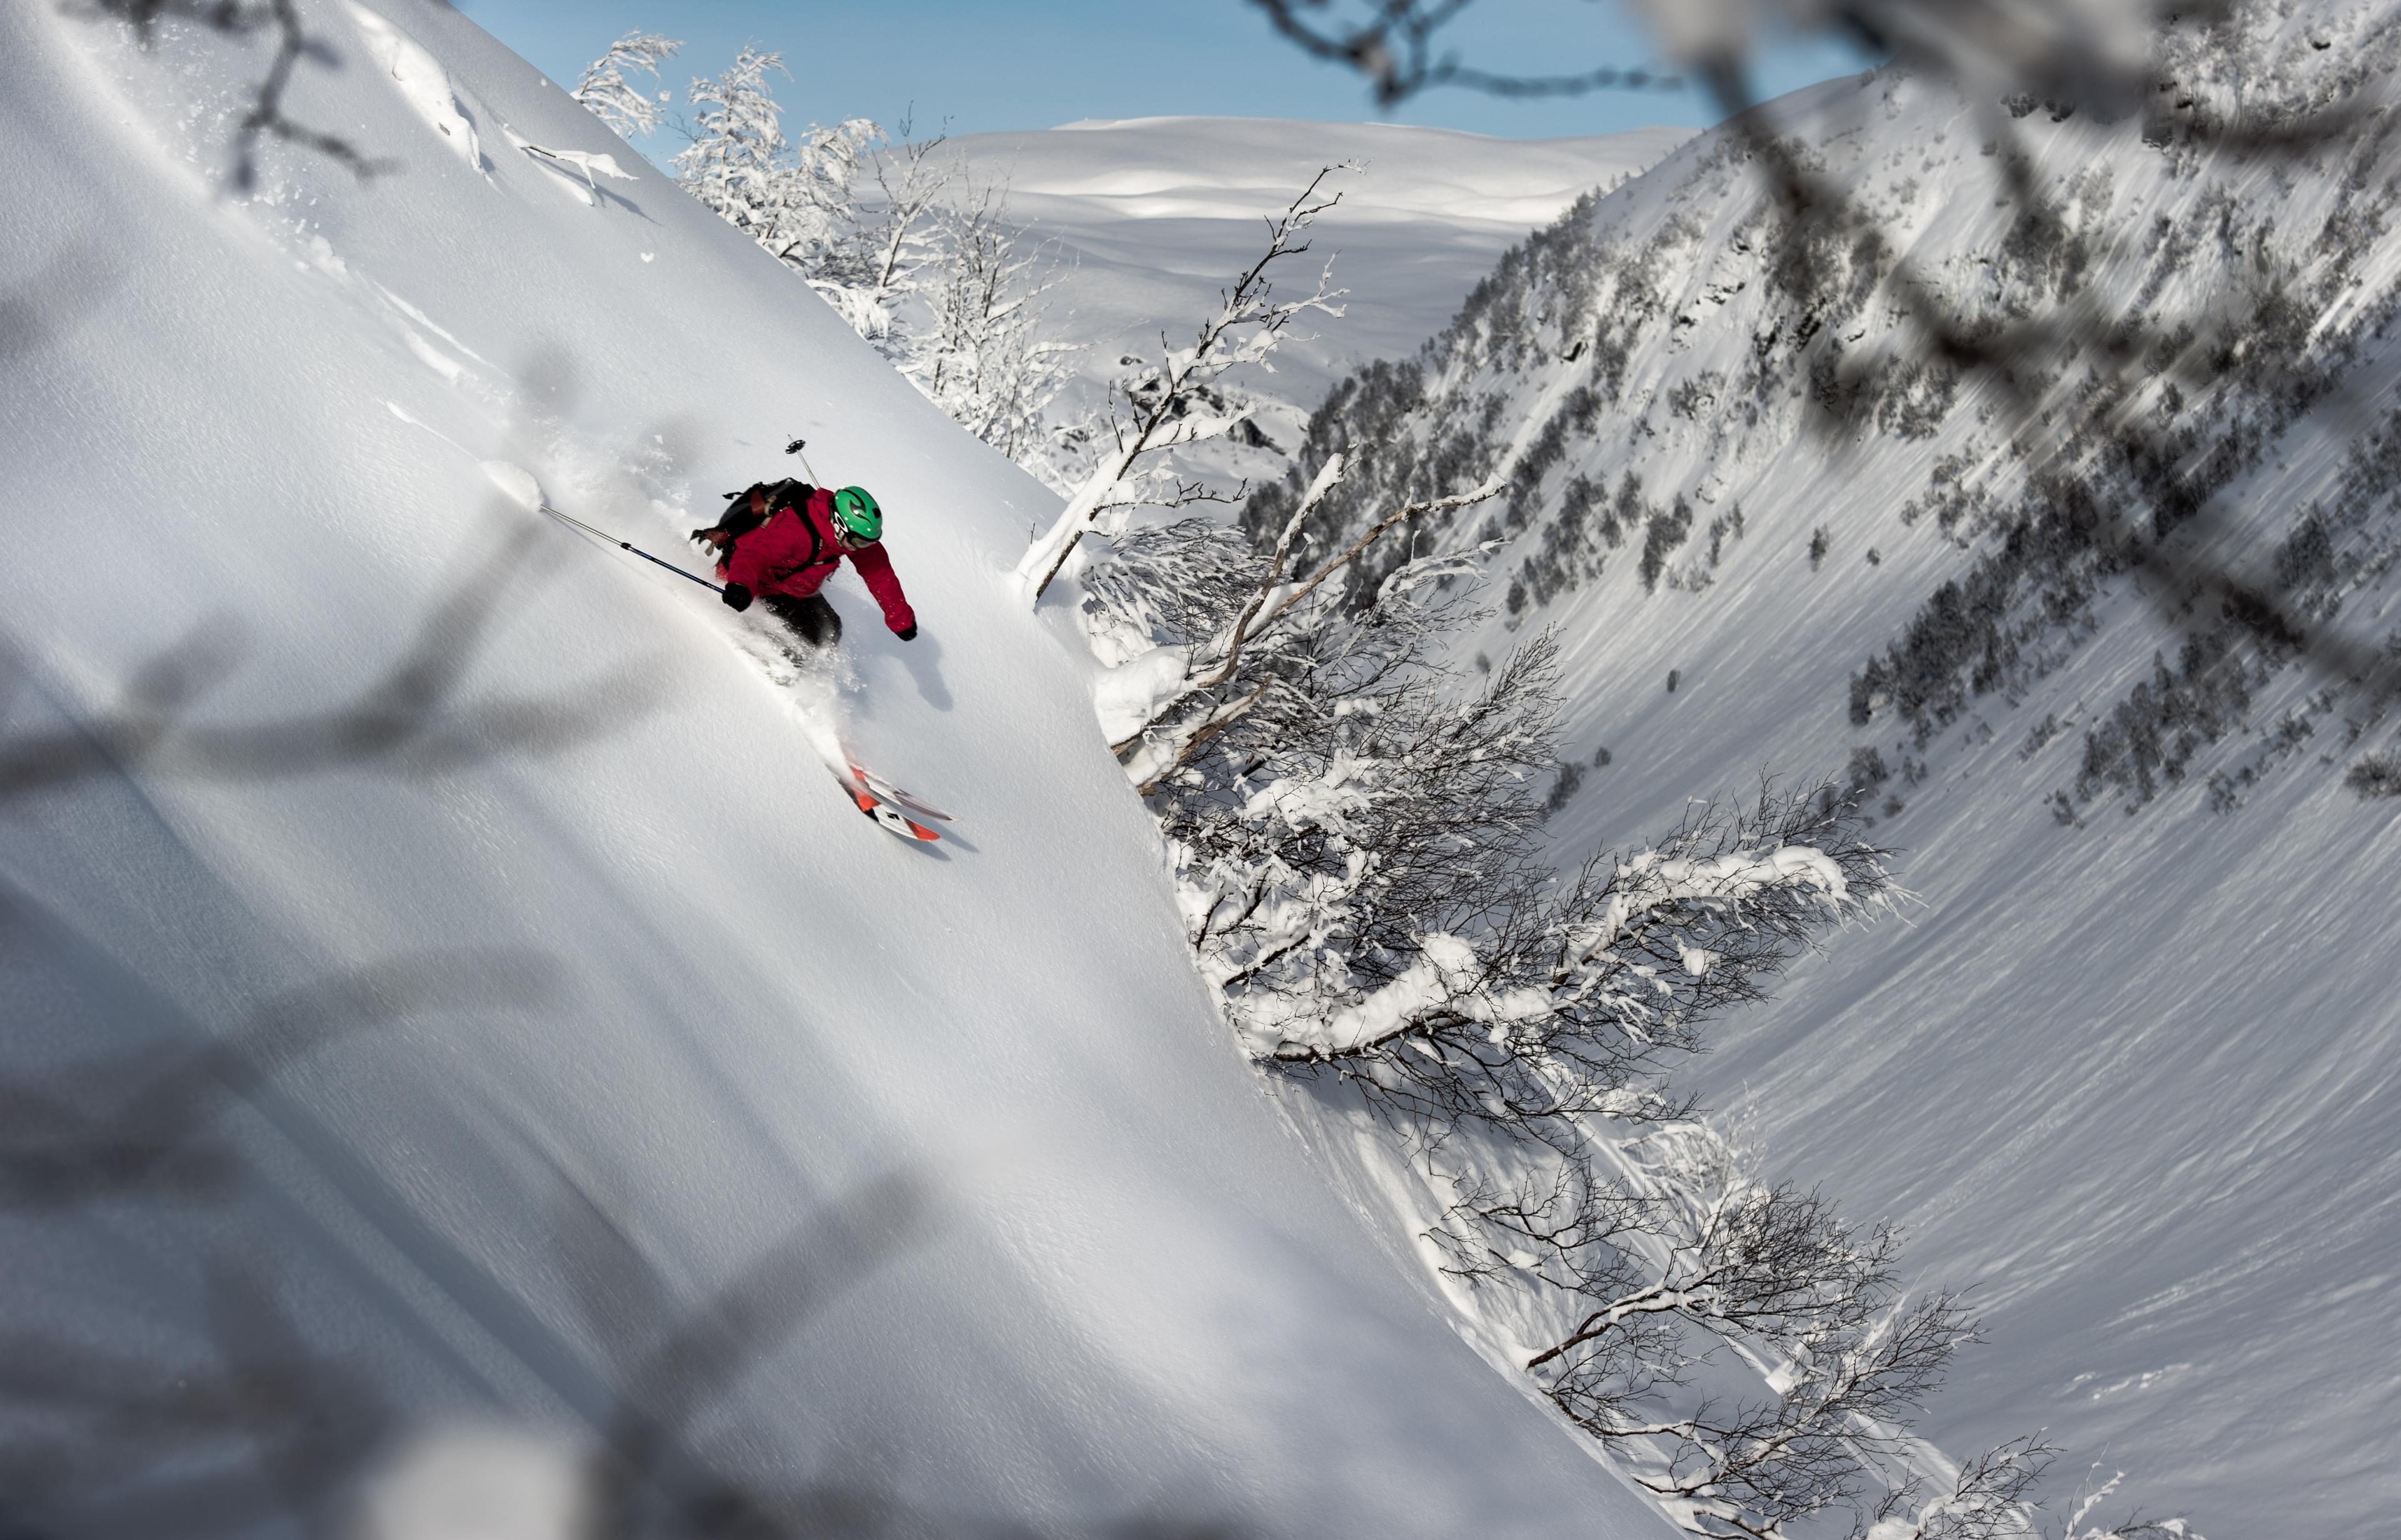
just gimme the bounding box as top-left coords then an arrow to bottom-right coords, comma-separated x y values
697,480 -> 814,547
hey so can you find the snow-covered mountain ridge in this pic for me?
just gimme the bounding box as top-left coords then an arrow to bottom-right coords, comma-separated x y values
944,116 -> 1690,488
948,116 -> 1691,399
1234,3 -> 2401,1531
0,3 -> 1688,1533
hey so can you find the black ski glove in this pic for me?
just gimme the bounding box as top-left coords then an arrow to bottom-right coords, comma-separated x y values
894,623 -> 917,641
722,582 -> 753,612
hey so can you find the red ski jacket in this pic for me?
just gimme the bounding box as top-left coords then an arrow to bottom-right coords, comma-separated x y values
718,487 -> 916,636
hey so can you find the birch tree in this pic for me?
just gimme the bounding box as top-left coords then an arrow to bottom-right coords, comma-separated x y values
906,181 -> 1082,465
843,126 -> 959,340
1015,166 -> 1354,603
1102,457 -> 1514,794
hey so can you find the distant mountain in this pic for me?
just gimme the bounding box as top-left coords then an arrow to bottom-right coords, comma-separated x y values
947,116 -> 1691,454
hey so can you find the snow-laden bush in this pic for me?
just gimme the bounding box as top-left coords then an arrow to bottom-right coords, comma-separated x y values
619,38 -> 1085,480
907,181 -> 1082,479
672,48 -> 883,325
2345,751 -> 2401,800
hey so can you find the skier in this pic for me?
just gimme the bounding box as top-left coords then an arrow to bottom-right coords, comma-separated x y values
693,480 -> 917,649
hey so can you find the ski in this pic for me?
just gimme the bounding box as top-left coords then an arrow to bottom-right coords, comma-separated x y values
834,766 -> 943,843
845,758 -> 954,823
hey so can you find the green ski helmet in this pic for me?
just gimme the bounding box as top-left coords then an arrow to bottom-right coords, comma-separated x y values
830,485 -> 883,543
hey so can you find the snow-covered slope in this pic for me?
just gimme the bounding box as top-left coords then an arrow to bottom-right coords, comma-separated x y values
949,116 -> 1691,431
0,5 -> 1679,1533
1242,8 -> 2401,1532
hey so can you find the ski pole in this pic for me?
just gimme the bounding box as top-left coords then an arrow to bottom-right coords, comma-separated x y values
785,436 -> 823,484
535,501 -> 725,595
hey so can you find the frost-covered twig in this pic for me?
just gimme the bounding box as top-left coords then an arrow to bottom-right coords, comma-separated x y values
0,529 -> 656,795
1246,0 -> 1683,104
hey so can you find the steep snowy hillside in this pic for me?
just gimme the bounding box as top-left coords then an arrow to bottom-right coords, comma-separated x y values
948,117 -> 1689,460
0,3 -> 1681,1534
1238,5 -> 2401,1532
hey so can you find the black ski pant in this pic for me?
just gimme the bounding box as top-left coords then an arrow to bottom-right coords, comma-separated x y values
761,592 -> 842,649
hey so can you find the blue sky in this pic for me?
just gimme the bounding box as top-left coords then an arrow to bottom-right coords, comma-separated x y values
452,0 -> 1878,144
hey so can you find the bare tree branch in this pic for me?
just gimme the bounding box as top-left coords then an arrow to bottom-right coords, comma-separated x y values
1018,166 -> 1354,601
1246,0 -> 1684,106
70,0 -> 395,188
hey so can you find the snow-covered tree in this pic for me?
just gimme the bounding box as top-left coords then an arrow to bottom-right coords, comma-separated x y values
1102,455 -> 1509,792
672,48 -> 797,239
1859,1433 -> 2211,1540
1087,493 -> 1933,1536
821,123 -> 962,348
660,56 -> 1089,476
571,32 -> 680,141
1475,1120 -> 1971,1539
1085,463 -> 1889,1104
673,48 -> 880,313
907,182 -> 1083,477
1016,166 -> 1353,602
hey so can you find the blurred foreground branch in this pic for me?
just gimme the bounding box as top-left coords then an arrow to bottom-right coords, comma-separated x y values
69,0 -> 392,188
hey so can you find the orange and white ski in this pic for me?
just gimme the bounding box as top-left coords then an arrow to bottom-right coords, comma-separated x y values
835,763 -> 945,843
